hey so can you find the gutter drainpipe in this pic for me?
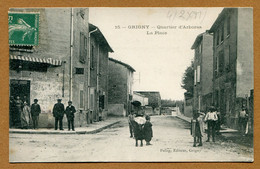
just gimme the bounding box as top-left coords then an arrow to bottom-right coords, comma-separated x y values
87,28 -> 98,110
69,8 -> 74,101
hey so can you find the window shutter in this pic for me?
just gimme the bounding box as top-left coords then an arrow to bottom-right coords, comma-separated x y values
197,65 -> 200,83
79,32 -> 86,63
80,90 -> 84,109
194,69 -> 197,85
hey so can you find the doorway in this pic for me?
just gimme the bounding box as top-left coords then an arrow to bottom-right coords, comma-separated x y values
9,79 -> 30,128
10,80 -> 31,104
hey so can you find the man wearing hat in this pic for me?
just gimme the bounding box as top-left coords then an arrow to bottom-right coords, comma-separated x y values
31,99 -> 41,129
65,101 -> 76,131
53,99 -> 65,130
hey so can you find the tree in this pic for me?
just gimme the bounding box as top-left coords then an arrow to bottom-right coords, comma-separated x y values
181,61 -> 194,97
161,99 -> 176,107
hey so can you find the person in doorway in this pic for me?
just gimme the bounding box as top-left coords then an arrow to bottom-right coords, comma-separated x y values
128,110 -> 135,138
239,106 -> 248,136
53,99 -> 65,130
204,106 -> 218,142
31,99 -> 41,129
14,96 -> 23,128
143,115 -> 153,145
65,101 -> 76,131
21,101 -> 31,129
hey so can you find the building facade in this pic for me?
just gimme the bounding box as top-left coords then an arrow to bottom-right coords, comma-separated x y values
191,31 -> 213,113
88,23 -> 113,122
135,91 -> 161,115
108,58 -> 135,116
9,8 -> 116,128
133,92 -> 148,106
209,8 -> 253,130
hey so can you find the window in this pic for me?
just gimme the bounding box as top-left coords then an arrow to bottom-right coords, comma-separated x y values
214,56 -> 218,77
79,90 -> 84,109
79,32 -> 87,63
216,31 -> 219,45
198,43 -> 202,53
90,94 -> 94,110
80,9 -> 85,19
99,95 -> 105,109
90,45 -> 94,69
226,46 -> 231,72
215,90 -> 219,108
84,37 -> 88,50
218,50 -> 224,75
75,68 -> 84,74
227,16 -> 231,36
221,25 -> 224,42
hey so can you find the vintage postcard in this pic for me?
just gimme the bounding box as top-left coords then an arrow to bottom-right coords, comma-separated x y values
8,7 -> 253,162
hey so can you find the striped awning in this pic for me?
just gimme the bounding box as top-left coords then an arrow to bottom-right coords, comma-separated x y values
10,55 -> 63,66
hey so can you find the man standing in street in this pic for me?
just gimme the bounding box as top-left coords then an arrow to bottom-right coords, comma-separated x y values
204,106 -> 218,142
53,99 -> 65,130
128,110 -> 135,138
65,101 -> 76,131
31,99 -> 41,129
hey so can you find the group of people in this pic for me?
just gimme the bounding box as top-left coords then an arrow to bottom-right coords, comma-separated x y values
128,110 -> 153,147
53,99 -> 76,131
191,105 -> 249,147
10,96 -> 41,129
191,106 -> 220,147
9,96 -> 77,131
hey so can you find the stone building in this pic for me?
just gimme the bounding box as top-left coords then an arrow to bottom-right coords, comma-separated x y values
88,23 -> 113,122
133,92 -> 148,107
209,8 -> 253,129
9,8 -> 90,128
191,31 -> 213,113
135,91 -> 161,115
108,58 -> 135,116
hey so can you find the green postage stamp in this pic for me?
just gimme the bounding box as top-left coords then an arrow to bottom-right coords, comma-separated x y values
8,12 -> 39,46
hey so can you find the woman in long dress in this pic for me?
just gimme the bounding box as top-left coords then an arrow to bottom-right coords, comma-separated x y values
21,101 -> 31,129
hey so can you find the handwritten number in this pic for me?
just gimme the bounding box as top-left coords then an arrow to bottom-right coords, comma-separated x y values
179,10 -> 185,19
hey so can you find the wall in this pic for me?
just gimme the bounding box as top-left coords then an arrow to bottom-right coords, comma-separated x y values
37,111 -> 88,128
201,34 -> 213,96
133,93 -> 148,106
136,92 -> 161,108
9,8 -> 90,128
236,8 -> 254,98
71,8 -> 89,112
211,8 -> 254,129
107,104 -> 126,116
89,31 -> 110,121
9,8 -> 71,113
108,60 -> 128,104
184,98 -> 193,118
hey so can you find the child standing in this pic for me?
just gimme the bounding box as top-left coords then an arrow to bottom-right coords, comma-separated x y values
143,115 -> 153,146
191,111 -> 204,147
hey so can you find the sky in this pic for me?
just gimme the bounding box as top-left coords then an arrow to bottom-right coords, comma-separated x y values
89,8 -> 223,100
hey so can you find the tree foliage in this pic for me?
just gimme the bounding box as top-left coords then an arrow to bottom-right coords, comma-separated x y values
181,61 -> 194,96
161,99 -> 184,108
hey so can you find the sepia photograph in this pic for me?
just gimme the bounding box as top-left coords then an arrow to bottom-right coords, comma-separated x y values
8,7 -> 253,162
